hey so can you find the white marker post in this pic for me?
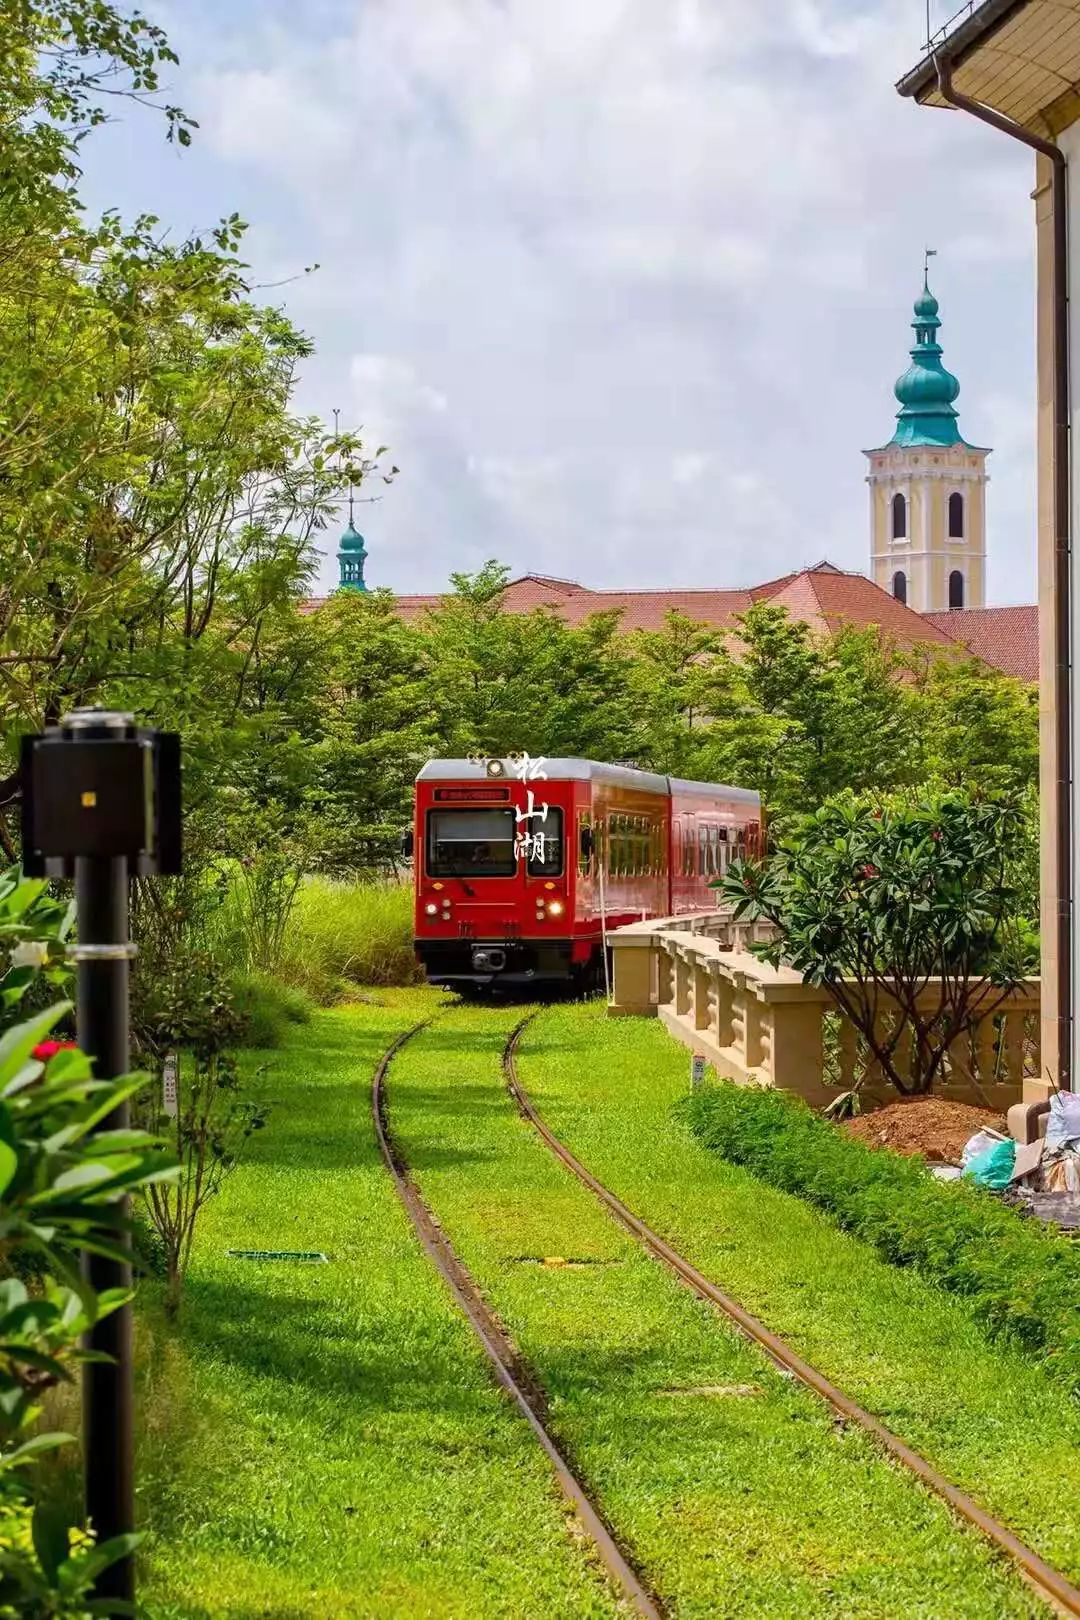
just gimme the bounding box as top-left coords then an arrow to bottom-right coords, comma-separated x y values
162,1051 -> 178,1119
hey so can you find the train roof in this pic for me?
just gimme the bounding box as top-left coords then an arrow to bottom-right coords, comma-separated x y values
416,758 -> 760,805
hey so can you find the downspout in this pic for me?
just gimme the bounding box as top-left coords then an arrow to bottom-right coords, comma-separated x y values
935,54 -> 1072,1091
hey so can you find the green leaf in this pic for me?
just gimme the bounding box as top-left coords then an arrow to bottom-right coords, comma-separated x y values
32,1504 -> 70,1584
0,1431 -> 74,1471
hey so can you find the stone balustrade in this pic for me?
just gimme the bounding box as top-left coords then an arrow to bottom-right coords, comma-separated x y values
608,915 -> 1041,1111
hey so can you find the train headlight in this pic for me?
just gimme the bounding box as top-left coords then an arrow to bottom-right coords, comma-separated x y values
548,900 -> 564,916
424,902 -> 439,916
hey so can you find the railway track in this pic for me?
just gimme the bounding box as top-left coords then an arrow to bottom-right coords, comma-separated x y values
371,1020 -> 664,1620
501,1014 -> 1080,1620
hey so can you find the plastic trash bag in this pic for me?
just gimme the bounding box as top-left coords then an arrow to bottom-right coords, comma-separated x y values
963,1138 -> 1016,1189
1045,1092 -> 1080,1153
961,1129 -> 1003,1167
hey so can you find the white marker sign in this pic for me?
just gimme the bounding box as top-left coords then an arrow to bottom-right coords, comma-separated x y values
690,1054 -> 706,1091
162,1052 -> 178,1118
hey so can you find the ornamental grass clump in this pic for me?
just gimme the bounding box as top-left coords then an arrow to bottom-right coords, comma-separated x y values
718,789 -> 1037,1098
684,1082 -> 1080,1391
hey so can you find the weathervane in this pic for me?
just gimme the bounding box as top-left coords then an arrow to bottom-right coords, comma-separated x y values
924,245 -> 937,283
332,406 -> 356,527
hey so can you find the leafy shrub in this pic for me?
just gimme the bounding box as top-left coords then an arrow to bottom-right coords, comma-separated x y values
278,879 -> 419,995
684,1082 -> 1080,1392
719,790 -> 1035,1096
134,954 -> 267,1318
0,1001 -> 175,1612
230,972 -> 313,1048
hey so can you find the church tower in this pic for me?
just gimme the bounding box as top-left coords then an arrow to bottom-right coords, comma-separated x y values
865,276 -> 989,612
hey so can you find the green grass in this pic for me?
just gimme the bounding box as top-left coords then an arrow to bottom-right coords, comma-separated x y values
388,1002 -> 1040,1619
278,878 -> 420,998
135,991 -> 626,1620
515,1001 -> 1080,1586
230,969 -> 314,1047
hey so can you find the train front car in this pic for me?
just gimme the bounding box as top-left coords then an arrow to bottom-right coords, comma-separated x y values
412,758 -> 588,991
410,758 -> 763,993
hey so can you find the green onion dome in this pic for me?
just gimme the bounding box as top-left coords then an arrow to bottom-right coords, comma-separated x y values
888,279 -> 963,448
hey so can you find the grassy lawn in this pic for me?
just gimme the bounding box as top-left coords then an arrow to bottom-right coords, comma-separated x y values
515,1000 -> 1080,1585
388,1001 -> 1040,1619
134,991 -> 625,1620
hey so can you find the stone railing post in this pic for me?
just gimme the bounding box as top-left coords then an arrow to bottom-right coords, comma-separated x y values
674,949 -> 692,1018
693,960 -> 711,1032
607,926 -> 658,1018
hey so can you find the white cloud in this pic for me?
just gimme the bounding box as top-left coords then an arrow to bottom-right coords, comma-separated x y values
125,0 -> 1038,600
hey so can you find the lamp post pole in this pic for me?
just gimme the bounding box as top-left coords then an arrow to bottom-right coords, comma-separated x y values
20,708 -> 181,1605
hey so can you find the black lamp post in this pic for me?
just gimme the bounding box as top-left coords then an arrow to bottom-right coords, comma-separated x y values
20,709 -> 180,1605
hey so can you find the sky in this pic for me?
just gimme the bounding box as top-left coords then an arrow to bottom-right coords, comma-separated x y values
79,0 -> 1037,603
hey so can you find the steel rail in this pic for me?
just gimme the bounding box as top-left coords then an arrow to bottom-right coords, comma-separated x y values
372,1021 -> 664,1620
503,1018 -> 1080,1619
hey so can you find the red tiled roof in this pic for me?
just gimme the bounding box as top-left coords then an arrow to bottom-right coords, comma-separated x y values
924,605 -> 1038,681
304,563 -> 1037,676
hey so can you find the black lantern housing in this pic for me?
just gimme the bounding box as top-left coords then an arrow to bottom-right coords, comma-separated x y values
21,712 -> 181,877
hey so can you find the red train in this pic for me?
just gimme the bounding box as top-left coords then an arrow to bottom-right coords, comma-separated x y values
408,757 -> 763,992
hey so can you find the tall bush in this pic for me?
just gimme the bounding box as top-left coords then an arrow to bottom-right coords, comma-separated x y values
720,790 -> 1036,1097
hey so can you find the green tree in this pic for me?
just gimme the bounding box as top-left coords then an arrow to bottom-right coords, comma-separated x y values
626,612 -> 722,776
914,654 -> 1039,796
421,564 -> 637,762
722,791 -> 1035,1098
310,591 -> 435,871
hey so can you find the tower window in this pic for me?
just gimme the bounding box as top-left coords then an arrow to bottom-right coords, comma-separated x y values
892,570 -> 907,605
948,491 -> 964,537
891,492 -> 907,539
949,570 -> 964,610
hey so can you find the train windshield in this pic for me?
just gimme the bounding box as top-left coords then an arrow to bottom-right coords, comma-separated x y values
426,809 -> 516,877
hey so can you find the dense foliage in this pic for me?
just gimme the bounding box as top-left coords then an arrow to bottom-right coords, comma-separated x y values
684,1081 -> 1080,1393
720,792 -> 1035,1097
0,875 -> 174,1616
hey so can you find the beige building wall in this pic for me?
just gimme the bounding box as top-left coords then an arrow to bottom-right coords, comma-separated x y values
866,443 -> 988,612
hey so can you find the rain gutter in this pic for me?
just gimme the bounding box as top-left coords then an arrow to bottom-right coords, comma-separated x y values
933,53 -> 1072,1089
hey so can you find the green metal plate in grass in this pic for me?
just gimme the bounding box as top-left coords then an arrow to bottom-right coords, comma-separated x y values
226,1249 -> 329,1263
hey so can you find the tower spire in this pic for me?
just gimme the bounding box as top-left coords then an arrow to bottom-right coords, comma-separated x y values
332,406 -> 368,592
887,271 -> 965,449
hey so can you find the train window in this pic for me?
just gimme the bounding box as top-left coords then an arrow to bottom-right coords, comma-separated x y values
426,809 -> 516,877
715,825 -> 729,877
699,823 -> 710,877
578,818 -> 593,875
527,808 -> 563,876
684,820 -> 696,877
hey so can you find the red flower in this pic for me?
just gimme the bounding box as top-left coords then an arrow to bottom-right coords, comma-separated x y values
861,864 -> 879,879
32,1040 -> 78,1062
931,829 -> 942,842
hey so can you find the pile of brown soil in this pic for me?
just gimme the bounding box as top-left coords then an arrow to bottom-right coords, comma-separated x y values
842,1096 -> 1007,1163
